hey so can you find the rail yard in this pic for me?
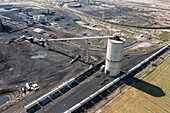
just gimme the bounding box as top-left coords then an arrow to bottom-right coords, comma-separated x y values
0,0 -> 169,113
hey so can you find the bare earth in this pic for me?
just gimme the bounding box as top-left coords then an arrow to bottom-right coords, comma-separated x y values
122,0 -> 170,8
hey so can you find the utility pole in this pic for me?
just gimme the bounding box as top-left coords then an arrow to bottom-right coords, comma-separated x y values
85,39 -> 89,63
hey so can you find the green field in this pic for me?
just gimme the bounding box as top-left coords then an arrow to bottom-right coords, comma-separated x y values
88,40 -> 104,46
102,56 -> 170,113
127,45 -> 159,53
159,32 -> 170,41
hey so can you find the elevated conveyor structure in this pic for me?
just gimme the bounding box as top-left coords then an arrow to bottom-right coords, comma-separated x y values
33,33 -> 125,77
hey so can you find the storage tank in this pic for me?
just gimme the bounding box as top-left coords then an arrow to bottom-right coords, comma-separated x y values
105,36 -> 125,77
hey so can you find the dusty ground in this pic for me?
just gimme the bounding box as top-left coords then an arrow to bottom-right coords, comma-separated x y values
122,0 -> 170,9
0,4 -> 104,105
0,4 -> 108,112
0,2 -> 169,113
129,42 -> 152,50
0,24 -> 105,113
70,1 -> 170,27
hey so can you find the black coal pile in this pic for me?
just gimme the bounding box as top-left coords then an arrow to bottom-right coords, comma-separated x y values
0,53 -> 13,77
54,16 -> 65,21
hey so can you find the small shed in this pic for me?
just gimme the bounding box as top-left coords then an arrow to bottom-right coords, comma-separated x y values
33,28 -> 44,34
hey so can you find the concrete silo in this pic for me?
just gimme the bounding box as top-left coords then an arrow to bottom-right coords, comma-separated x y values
105,36 -> 125,77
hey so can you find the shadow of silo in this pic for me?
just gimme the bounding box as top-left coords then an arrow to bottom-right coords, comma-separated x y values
124,77 -> 165,97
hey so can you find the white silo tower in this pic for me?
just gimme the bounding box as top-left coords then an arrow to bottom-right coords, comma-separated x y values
105,36 -> 125,77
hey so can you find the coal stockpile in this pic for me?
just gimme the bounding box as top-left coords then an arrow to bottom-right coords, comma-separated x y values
0,20 -> 9,32
0,23 -> 12,33
47,9 -> 80,27
0,53 -> 13,76
54,16 -> 65,21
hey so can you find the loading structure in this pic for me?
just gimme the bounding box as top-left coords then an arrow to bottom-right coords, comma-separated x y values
14,34 -> 124,77
33,33 -> 125,77
105,37 -> 125,76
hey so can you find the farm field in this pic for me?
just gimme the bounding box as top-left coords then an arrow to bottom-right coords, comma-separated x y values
102,56 -> 170,113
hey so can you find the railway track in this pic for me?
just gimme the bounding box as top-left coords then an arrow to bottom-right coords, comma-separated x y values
93,48 -> 169,113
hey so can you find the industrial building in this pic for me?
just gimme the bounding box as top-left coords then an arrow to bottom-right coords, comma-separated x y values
68,4 -> 82,8
33,28 -> 44,34
33,15 -> 47,24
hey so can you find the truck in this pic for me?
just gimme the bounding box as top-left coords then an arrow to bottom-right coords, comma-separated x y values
21,86 -> 26,93
69,55 -> 81,64
32,83 -> 39,91
100,65 -> 105,72
26,82 -> 34,91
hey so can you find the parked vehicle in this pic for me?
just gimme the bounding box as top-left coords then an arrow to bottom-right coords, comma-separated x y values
69,59 -> 75,64
21,86 -> 26,93
26,82 -> 33,91
32,83 -> 39,91
100,65 -> 105,72
69,55 -> 81,64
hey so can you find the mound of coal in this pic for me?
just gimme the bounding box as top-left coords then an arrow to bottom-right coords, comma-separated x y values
54,16 -> 65,21
0,53 -> 13,76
